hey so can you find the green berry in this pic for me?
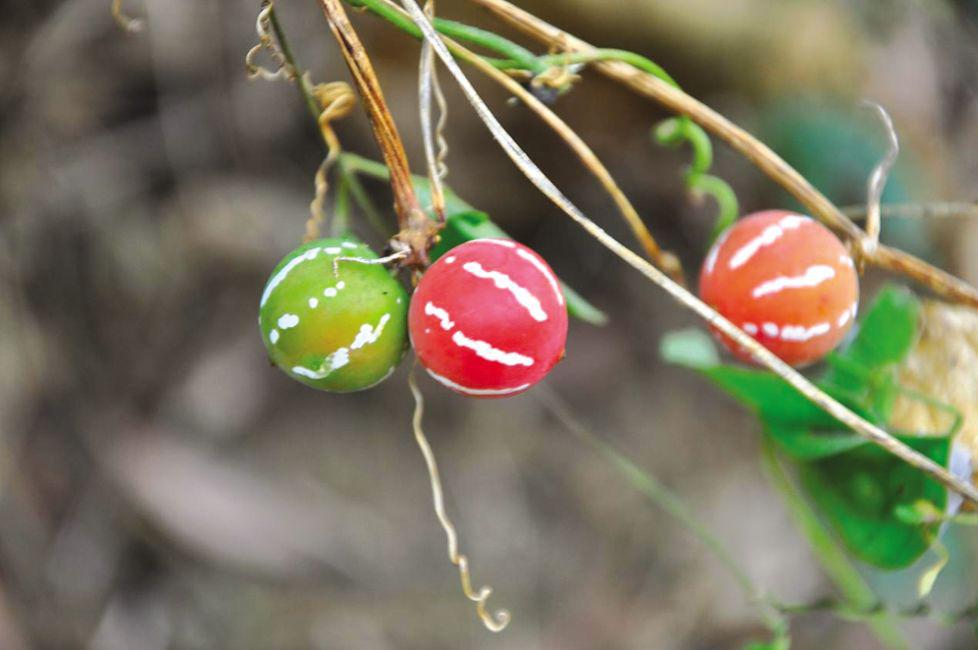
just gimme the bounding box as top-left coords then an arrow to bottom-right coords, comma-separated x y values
258,238 -> 408,392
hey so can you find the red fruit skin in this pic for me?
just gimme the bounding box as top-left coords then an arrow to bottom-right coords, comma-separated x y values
699,210 -> 859,367
409,239 -> 568,398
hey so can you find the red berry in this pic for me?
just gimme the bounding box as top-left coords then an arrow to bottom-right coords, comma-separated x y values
409,239 -> 568,397
699,210 -> 859,367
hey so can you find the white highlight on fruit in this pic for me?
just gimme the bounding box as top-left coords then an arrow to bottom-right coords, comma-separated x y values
477,238 -> 515,248
704,228 -> 731,275
260,247 -> 320,307
308,298 -> 319,308
342,242 -> 358,249
351,313 -> 391,350
424,301 -> 455,330
463,261 -> 548,322
336,281 -> 346,290
836,301 -> 859,329
516,248 -> 563,306
742,323 -> 758,335
277,313 -> 300,330
289,313 -> 390,382
330,347 -> 350,370
324,288 -> 338,298
291,346 -> 350,380
325,247 -> 342,254
729,214 -> 807,270
751,265 -> 836,298
759,320 -> 833,342
451,330 -> 534,367
269,329 -> 280,344
839,254 -> 854,269
425,367 -> 530,396
779,322 -> 831,342
444,255 -> 456,264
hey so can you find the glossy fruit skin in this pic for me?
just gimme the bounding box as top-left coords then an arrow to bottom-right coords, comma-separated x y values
259,238 -> 408,391
409,238 -> 568,398
699,210 -> 859,367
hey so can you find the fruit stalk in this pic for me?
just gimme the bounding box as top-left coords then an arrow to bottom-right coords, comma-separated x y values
317,0 -> 439,266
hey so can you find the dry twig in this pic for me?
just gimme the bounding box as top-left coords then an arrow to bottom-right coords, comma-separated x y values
372,0 -> 683,282
396,0 -> 978,506
317,0 -> 439,265
469,0 -> 978,309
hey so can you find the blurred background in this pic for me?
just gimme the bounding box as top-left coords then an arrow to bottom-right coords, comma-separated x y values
3,0 -> 978,648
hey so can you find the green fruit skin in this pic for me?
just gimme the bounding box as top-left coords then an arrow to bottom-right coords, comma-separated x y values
259,238 -> 408,392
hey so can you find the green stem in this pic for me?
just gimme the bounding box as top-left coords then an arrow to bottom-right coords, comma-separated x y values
331,174 -> 352,236
540,48 -> 678,87
655,117 -> 712,172
346,0 -> 544,72
337,156 -> 394,236
267,3 -> 324,130
338,151 -> 393,179
537,387 -> 789,643
760,437 -> 909,650
689,173 -> 739,238
655,116 -> 738,238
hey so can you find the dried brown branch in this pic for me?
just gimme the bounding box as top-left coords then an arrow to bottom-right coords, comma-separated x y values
842,201 -> 978,221
372,0 -> 684,282
468,0 -> 978,309
396,0 -> 978,506
317,0 -> 439,265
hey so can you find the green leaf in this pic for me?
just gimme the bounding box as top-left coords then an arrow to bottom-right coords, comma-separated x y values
799,435 -> 950,569
764,423 -> 866,461
842,285 -> 921,369
429,210 -> 609,326
700,366 -> 851,430
659,328 -> 720,369
659,329 -> 873,460
428,210 -> 500,258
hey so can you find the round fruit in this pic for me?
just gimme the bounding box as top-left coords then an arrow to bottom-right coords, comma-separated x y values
259,238 -> 408,391
699,210 -> 859,367
409,238 -> 568,398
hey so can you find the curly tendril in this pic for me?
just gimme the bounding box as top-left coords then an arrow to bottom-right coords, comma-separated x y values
246,2 -> 292,81
654,116 -> 739,240
110,0 -> 143,33
306,81 -> 357,241
408,365 -> 511,632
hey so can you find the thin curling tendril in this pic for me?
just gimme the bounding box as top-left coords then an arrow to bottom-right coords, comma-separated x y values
306,81 -> 357,241
408,365 -> 511,632
246,2 -> 293,81
654,116 -> 738,239
418,0 -> 450,221
860,100 -> 900,258
111,0 -> 143,32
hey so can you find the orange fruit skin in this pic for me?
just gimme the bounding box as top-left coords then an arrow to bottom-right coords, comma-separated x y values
699,210 -> 859,367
